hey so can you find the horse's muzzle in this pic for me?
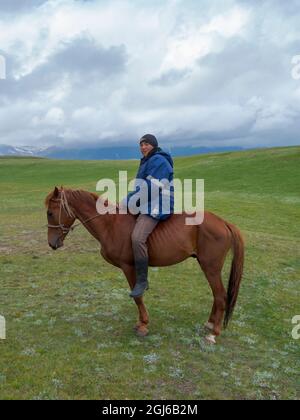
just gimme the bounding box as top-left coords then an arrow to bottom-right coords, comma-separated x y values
49,238 -> 63,250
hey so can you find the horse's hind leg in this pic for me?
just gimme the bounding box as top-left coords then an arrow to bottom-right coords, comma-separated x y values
121,264 -> 149,337
197,245 -> 228,343
201,268 -> 227,343
204,272 -> 226,343
204,302 -> 216,332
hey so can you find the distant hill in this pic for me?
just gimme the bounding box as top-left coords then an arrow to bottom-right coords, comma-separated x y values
0,144 -> 243,160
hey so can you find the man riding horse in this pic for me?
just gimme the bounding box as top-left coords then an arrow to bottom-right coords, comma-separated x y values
46,137 -> 244,343
120,134 -> 174,298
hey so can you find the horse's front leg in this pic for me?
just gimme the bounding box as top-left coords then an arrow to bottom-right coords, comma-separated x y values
121,264 -> 149,337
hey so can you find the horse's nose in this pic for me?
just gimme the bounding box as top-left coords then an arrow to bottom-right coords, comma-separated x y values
49,242 -> 58,250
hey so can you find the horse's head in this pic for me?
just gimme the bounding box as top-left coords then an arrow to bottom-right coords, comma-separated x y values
45,187 -> 76,250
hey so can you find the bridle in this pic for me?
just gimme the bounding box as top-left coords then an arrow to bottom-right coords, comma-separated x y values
46,191 -> 102,235
47,197 -> 77,234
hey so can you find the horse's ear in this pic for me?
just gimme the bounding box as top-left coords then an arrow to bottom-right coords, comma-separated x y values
54,186 -> 59,198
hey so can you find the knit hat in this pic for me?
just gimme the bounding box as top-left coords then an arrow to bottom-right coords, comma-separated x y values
139,134 -> 158,148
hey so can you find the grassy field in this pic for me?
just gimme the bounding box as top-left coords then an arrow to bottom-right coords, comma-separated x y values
0,146 -> 299,400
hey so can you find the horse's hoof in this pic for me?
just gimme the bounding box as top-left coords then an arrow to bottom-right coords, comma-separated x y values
133,322 -> 144,331
136,326 -> 149,337
204,322 -> 214,331
205,334 -> 216,345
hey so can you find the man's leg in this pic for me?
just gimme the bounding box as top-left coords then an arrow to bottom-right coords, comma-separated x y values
130,214 -> 159,298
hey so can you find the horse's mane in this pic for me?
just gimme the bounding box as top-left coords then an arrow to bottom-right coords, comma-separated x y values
69,189 -> 118,214
69,189 -> 99,203
45,187 -> 121,218
45,187 -> 99,208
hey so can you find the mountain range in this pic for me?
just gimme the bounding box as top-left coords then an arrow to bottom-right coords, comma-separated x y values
0,144 -> 243,160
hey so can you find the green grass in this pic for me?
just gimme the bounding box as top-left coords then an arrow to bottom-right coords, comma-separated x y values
0,146 -> 299,400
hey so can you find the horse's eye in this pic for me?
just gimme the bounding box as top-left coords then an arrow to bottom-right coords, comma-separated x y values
47,211 -> 53,217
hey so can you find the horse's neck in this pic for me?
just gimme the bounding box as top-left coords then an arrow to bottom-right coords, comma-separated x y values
68,192 -> 114,245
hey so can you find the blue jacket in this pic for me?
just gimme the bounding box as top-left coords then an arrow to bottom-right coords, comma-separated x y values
125,147 -> 174,221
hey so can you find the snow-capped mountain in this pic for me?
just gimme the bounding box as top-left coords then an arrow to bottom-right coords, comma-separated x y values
0,144 -> 49,156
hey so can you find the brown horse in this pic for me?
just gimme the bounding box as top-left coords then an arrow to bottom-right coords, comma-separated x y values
45,187 -> 244,344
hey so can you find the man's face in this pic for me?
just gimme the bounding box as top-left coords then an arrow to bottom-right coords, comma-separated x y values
140,142 -> 154,157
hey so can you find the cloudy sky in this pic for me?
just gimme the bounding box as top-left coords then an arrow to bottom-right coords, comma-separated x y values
0,0 -> 300,149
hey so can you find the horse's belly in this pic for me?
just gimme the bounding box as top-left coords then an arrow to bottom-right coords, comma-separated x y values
147,217 -> 197,267
148,242 -> 192,267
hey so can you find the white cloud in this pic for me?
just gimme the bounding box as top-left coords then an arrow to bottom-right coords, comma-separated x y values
44,107 -> 65,125
0,0 -> 299,148
202,6 -> 250,38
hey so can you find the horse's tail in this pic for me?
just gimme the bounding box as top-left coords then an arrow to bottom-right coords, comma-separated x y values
223,222 -> 245,329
